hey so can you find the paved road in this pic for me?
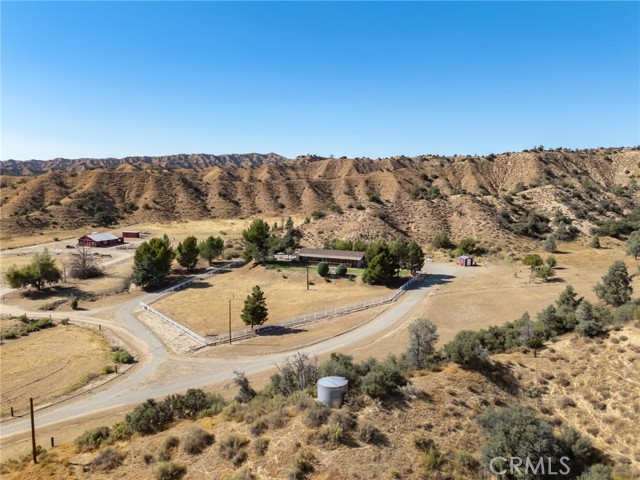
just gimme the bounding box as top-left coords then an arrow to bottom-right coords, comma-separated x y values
0,263 -> 458,440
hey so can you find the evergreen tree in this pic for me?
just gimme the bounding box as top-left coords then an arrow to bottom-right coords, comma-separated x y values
4,248 -> 62,290
176,236 -> 199,271
241,219 -> 272,264
199,236 -> 224,265
390,238 -> 409,276
241,285 -> 268,330
405,319 -> 438,369
362,240 -> 395,285
132,235 -> 175,288
594,261 -> 632,307
627,230 -> 640,259
406,241 -> 425,274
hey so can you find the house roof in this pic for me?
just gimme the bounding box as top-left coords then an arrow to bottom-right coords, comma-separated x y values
458,255 -> 472,259
81,232 -> 121,242
298,248 -> 365,261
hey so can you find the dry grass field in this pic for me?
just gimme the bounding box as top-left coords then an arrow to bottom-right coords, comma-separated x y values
152,263 -> 398,337
0,324 -> 112,416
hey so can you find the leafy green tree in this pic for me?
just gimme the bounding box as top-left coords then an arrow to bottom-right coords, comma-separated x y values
241,219 -> 271,264
444,330 -> 489,369
390,238 -> 409,276
199,236 -> 224,265
94,211 -> 116,227
594,260 -> 632,307
405,319 -> 438,369
537,305 -> 565,338
317,261 -> 329,277
533,264 -> 555,282
522,254 -> 543,267
132,235 -> 175,289
4,248 -> 62,290
517,312 -> 544,356
241,285 -> 268,330
176,236 -> 199,271
431,231 -> 454,250
456,237 -> 477,255
627,230 -> 640,259
477,405 -> 560,477
575,300 -> 604,337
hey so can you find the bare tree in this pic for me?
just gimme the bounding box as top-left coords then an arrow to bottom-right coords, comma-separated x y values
69,246 -> 104,279
271,352 -> 319,396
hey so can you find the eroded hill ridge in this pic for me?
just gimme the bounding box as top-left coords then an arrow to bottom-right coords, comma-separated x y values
1,148 -> 639,247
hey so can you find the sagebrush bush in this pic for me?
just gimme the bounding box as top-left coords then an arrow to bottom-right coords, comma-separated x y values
154,461 -> 186,480
327,409 -> 357,431
126,399 -> 173,435
112,348 -> 134,364
92,448 -> 124,471
219,434 -> 249,465
253,437 -> 270,456
182,426 -> 214,455
304,402 -> 328,428
74,426 -> 111,452
357,421 -> 377,443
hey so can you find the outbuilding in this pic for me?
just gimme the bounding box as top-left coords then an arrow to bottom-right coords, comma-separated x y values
297,248 -> 365,268
78,232 -> 124,248
458,255 -> 473,267
122,231 -> 141,238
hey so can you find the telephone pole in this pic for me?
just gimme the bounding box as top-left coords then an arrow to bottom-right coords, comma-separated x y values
306,267 -> 309,291
228,299 -> 232,345
30,397 -> 37,464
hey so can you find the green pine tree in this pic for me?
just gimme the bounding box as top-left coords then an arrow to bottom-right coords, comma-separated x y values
176,236 -> 199,271
241,285 -> 268,330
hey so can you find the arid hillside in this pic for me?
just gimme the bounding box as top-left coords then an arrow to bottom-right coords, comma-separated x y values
1,148 -> 639,248
3,324 -> 639,480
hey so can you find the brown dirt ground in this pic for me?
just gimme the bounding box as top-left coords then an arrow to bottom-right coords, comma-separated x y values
152,263 -> 397,337
0,325 -> 112,416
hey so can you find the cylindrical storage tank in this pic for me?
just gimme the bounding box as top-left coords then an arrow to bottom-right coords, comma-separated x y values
317,376 -> 348,408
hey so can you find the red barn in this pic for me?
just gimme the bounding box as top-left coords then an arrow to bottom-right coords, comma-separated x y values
78,232 -> 124,247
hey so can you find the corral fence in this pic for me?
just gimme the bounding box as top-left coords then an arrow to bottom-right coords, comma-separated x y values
204,273 -> 425,347
140,268 -> 425,349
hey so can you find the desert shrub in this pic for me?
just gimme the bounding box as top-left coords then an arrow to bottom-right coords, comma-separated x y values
335,264 -> 348,276
182,426 -> 214,455
594,261 -> 632,307
357,421 -> 377,443
165,389 -> 217,419
510,211 -> 551,238
413,433 -> 437,452
219,434 -> 249,465
367,192 -> 381,203
70,296 -> 79,310
291,447 -> 315,478
317,261 -> 329,277
230,468 -> 256,480
311,210 -> 326,220
431,231 -> 454,249
233,371 -> 257,403
126,399 -> 173,435
543,236 -> 557,252
92,448 -> 124,471
305,401 -> 329,428
154,461 -> 186,480
269,352 -> 319,396
102,365 -> 115,375
444,330 -> 489,369
107,421 -> 133,444
250,417 -> 268,436
456,237 -> 477,255
112,348 -> 134,364
589,235 -> 601,249
546,255 -> 557,268
143,452 -> 155,464
253,437 -> 270,456
75,426 -> 111,452
577,464 -> 612,480
327,409 -> 357,431
522,253 -> 543,267
361,357 -> 407,398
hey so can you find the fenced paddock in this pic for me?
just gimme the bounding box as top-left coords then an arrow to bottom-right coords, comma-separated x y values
140,270 -> 424,349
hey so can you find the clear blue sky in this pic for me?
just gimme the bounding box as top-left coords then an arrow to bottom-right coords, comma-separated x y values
2,1 -> 639,160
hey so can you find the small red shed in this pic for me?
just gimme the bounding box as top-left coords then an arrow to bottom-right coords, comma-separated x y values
458,255 -> 473,267
122,231 -> 141,238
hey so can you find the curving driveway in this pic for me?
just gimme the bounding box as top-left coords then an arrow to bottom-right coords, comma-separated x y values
0,264 -> 458,446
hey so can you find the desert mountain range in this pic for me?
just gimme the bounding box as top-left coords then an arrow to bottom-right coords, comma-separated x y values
1,148 -> 639,248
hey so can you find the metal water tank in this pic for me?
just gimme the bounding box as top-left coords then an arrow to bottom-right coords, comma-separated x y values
317,376 -> 348,408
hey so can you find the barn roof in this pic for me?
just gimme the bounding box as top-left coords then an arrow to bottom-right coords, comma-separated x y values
297,248 -> 365,261
81,232 -> 121,242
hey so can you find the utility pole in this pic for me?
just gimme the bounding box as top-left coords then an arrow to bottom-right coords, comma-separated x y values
228,299 -> 232,345
29,397 -> 37,464
306,267 -> 309,291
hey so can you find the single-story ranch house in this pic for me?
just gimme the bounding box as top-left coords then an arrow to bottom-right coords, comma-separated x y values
297,248 -> 365,268
78,232 -> 124,247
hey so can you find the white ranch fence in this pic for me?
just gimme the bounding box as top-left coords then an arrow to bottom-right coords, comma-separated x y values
140,266 -> 425,349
